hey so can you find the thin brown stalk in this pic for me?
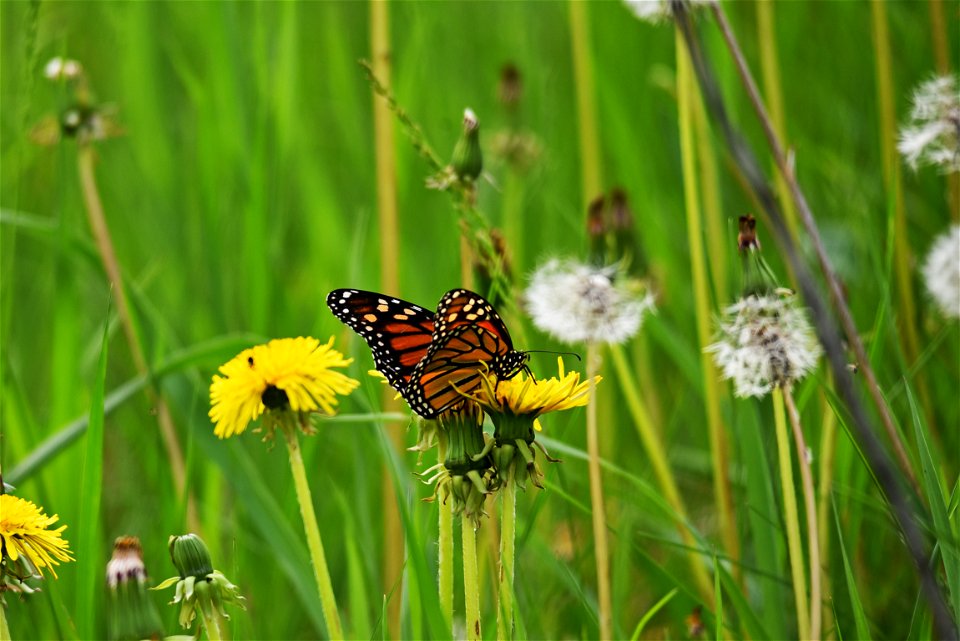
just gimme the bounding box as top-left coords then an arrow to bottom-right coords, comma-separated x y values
370,4 -> 405,636
709,4 -> 918,492
77,144 -> 198,533
784,388 -> 821,641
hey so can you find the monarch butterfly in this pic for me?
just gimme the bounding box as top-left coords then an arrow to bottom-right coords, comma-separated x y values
326,288 -> 528,419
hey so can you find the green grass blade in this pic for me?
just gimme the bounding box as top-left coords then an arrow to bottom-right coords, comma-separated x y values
629,588 -> 677,641
75,308 -> 109,639
833,499 -> 872,640
907,384 -> 960,621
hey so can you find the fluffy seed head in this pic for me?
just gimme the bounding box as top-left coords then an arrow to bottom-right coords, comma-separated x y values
525,259 -> 654,345
897,75 -> 960,173
921,224 -> 960,318
707,294 -> 821,398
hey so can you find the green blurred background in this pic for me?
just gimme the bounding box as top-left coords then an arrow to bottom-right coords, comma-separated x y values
1,1 -> 957,639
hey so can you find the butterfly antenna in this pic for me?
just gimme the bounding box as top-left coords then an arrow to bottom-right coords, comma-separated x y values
523,349 -> 582,362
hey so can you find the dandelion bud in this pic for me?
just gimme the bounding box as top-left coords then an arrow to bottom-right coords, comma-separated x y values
737,214 -> 760,252
106,537 -> 164,641
452,108 -> 483,181
155,534 -> 245,630
610,188 -> 646,273
736,215 -> 778,298
168,533 -> 214,580
499,63 -> 522,111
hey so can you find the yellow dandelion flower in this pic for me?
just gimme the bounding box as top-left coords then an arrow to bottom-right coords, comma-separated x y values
209,336 -> 360,438
472,357 -> 597,422
461,358 -> 599,487
0,494 -> 74,580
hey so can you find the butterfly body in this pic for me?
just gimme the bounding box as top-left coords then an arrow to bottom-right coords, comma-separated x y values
327,287 -> 527,419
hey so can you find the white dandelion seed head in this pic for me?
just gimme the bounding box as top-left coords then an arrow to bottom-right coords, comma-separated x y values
525,259 -> 655,345
706,294 -> 822,398
921,224 -> 960,319
44,57 -> 82,81
624,0 -> 715,24
897,74 -> 960,173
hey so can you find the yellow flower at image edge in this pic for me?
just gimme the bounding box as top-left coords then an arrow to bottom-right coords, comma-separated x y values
0,494 -> 74,579
209,336 -> 360,438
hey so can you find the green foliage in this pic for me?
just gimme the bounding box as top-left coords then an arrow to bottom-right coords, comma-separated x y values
1,2 -> 957,640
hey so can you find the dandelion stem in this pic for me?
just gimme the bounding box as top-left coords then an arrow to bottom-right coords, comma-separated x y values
609,344 -> 714,602
784,387 -> 821,641
497,473 -> 517,641
198,600 -> 223,641
675,27 -> 739,577
76,144 -> 198,532
462,519 -> 482,641
585,342 -> 613,640
568,0 -> 603,208
281,420 -> 343,640
773,388 -> 809,640
438,435 -> 455,629
0,601 -> 10,641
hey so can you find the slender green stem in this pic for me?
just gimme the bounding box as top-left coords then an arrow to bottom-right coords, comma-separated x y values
609,344 -> 714,602
502,169 -> 525,273
497,474 -> 517,641
675,29 -> 739,574
199,599 -> 223,641
438,436 -> 455,629
784,388 -> 821,641
0,602 -> 10,641
755,0 -> 799,240
463,519 -> 482,641
816,385 -> 838,641
585,343 -> 612,640
282,420 -> 343,640
773,388 -> 809,640
77,145 -> 198,532
568,0 -> 603,208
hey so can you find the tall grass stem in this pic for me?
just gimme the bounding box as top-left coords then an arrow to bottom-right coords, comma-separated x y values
816,387 -> 838,640
773,388 -> 810,640
463,520 -> 481,641
282,420 -> 343,640
784,388 -> 821,641
76,144 -> 198,531
568,0 -> 603,207
369,4 -> 406,636
608,344 -> 714,602
675,29 -> 739,575
585,342 -> 612,640
755,1 -> 799,239
0,600 -> 10,641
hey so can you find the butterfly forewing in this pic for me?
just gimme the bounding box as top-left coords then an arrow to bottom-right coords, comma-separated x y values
432,289 -> 514,348
326,289 -> 435,389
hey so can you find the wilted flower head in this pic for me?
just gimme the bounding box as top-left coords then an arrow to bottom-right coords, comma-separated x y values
106,537 -> 164,641
0,494 -> 73,586
624,0 -> 715,23
898,74 -> 960,173
44,57 -> 83,81
209,336 -> 359,439
921,224 -> 960,318
525,259 -> 655,345
707,292 -> 821,398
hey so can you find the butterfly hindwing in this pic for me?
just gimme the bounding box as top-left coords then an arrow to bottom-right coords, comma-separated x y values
326,289 -> 435,390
